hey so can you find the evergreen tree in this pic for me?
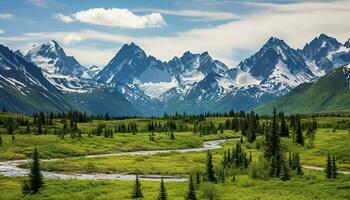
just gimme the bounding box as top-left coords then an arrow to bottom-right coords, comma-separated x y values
325,153 -> 332,179
186,176 -> 197,200
29,148 -> 43,194
206,150 -> 217,182
170,131 -> 175,140
158,178 -> 167,200
132,175 -> 143,199
280,112 -> 289,137
295,117 -> 304,145
331,155 -> 337,179
264,108 -> 281,159
295,153 -> 303,175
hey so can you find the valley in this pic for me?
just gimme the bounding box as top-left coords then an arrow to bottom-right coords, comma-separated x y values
0,111 -> 349,199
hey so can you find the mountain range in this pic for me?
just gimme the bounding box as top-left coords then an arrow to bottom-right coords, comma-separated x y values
1,33 -> 349,116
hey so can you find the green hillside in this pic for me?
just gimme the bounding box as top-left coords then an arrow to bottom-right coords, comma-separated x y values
255,64 -> 350,114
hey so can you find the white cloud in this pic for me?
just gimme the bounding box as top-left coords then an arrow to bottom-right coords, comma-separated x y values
0,29 -> 4,34
27,0 -> 47,8
2,1 -> 350,67
141,9 -> 239,21
54,13 -> 74,23
55,8 -> 166,29
0,13 -> 14,19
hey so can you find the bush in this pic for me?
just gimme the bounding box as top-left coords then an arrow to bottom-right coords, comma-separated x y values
248,157 -> 269,180
200,182 -> 218,200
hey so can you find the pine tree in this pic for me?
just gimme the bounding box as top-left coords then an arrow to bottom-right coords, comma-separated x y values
325,153 -> 332,179
280,112 -> 289,137
132,175 -> 143,199
170,131 -> 175,140
158,178 -> 167,200
295,153 -> 303,175
264,108 -> 281,159
186,176 -> 197,200
206,150 -> 217,182
331,155 -> 337,179
29,147 -> 43,194
295,117 -> 304,145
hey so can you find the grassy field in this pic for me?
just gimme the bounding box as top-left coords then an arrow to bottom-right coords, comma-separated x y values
0,131 -> 238,161
1,113 -> 350,199
35,128 -> 350,175
1,170 -> 349,200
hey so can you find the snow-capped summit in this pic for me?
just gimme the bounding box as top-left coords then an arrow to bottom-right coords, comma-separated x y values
231,37 -> 314,94
301,34 -> 350,75
168,51 -> 228,86
97,43 -> 168,85
24,40 -> 96,93
25,40 -> 86,77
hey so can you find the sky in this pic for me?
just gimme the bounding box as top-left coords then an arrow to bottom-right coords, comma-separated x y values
0,0 -> 349,67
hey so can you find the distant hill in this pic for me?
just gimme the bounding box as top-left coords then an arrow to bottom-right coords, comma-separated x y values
255,64 -> 350,114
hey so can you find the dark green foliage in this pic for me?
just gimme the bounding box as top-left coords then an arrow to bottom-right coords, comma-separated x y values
280,162 -> 290,181
186,176 -> 197,200
29,147 -> 43,194
332,155 -> 337,179
279,111 -> 289,137
132,175 -> 143,199
325,153 -> 337,179
265,108 -> 281,159
325,153 -> 332,179
222,143 -> 250,169
295,116 -> 304,145
21,179 -> 31,195
170,131 -> 175,140
206,150 -> 217,183
158,178 -> 167,200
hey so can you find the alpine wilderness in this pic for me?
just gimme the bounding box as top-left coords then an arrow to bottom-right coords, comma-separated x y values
0,0 -> 349,200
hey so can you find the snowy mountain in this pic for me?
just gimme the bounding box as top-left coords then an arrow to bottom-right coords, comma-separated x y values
1,34 -> 349,115
232,37 -> 315,94
25,40 -> 96,93
0,44 -> 77,113
300,34 -> 350,76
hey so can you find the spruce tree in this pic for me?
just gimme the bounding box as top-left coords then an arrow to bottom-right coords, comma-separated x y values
29,147 -> 43,194
186,176 -> 197,200
158,178 -> 167,200
132,175 -> 143,199
206,150 -> 217,182
280,112 -> 289,137
295,153 -> 303,175
264,108 -> 281,159
295,117 -> 304,145
331,155 -> 337,179
325,153 -> 332,179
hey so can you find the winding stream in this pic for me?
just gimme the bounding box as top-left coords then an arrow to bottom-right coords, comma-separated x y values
0,139 -> 232,182
0,138 -> 348,182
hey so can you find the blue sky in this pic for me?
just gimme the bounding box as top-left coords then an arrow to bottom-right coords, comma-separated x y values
0,0 -> 349,67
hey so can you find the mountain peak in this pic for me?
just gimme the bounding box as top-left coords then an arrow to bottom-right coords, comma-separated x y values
117,42 -> 146,59
344,39 -> 350,48
264,37 -> 287,48
25,40 -> 85,77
